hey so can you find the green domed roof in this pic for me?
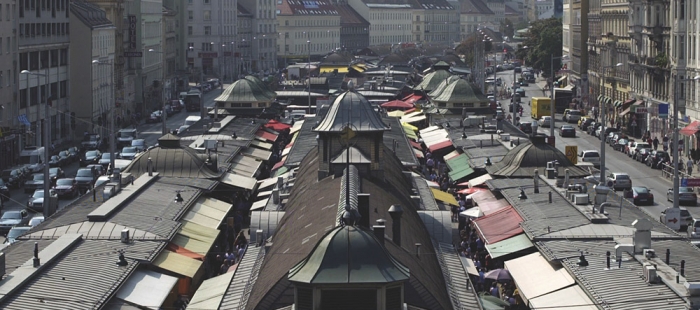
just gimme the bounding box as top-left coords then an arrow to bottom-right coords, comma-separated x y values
215,77 -> 275,103
428,75 -> 461,98
415,69 -> 452,92
288,226 -> 409,284
244,75 -> 277,99
430,77 -> 489,104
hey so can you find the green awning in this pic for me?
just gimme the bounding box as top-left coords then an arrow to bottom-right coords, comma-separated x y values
446,154 -> 470,171
449,165 -> 475,182
485,234 -> 534,259
597,95 -> 603,102
275,166 -> 289,176
614,100 -> 622,107
446,154 -> 475,181
605,97 -> 612,104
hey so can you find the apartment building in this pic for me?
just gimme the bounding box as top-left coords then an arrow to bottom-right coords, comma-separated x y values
237,4 -> 253,74
17,0 -> 71,147
567,0 -> 587,107
417,0 -> 458,45
459,0 -> 494,41
336,3 -> 370,52
185,0 -> 236,80
0,0 -> 19,170
69,1 -> 115,137
276,0 -> 341,60
670,0 -> 699,126
628,0 -> 671,138
348,0 -> 412,46
239,0 -> 277,73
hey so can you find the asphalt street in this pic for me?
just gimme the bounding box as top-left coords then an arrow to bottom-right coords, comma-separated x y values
495,69 -> 692,228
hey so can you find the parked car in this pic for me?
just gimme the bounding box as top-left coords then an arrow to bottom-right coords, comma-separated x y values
515,88 -> 525,97
629,142 -> 651,158
49,167 -> 65,185
120,146 -> 140,160
539,116 -> 552,128
613,138 -> 629,152
67,147 -> 80,163
667,187 -> 698,206
579,118 -> 594,131
628,186 -> 654,205
146,111 -> 163,123
27,189 -> 56,212
0,210 -> 29,233
53,178 -> 79,199
1,167 -> 26,189
0,179 -> 10,202
24,173 -> 45,194
28,215 -> 45,228
606,172 -> 632,191
646,150 -> 670,169
559,125 -> 576,137
98,153 -> 117,168
131,139 -> 147,152
609,133 -> 628,147
519,122 -> 532,134
636,148 -> 653,162
48,155 -> 62,167
81,133 -> 102,150
579,150 -> 601,167
623,140 -> 637,155
660,207 -> 693,230
563,110 -> 582,123
588,123 -> 601,135
170,100 -> 184,113
58,150 -> 71,165
86,164 -> 106,176
75,168 -> 98,192
4,226 -> 30,245
80,150 -> 101,167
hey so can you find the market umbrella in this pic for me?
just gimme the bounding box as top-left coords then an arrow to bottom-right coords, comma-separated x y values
478,292 -> 510,309
484,269 -> 512,282
381,99 -> 413,109
265,120 -> 291,131
459,207 -> 484,218
457,187 -> 486,195
388,110 -> 405,117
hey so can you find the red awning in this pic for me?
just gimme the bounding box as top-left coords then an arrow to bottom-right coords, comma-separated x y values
256,130 -> 279,142
428,140 -> 454,153
265,120 -> 291,131
404,107 -> 417,114
478,199 -> 510,216
409,140 -> 423,150
272,156 -> 287,171
473,206 -> 524,244
381,100 -> 413,109
680,120 -> 700,136
403,94 -> 423,105
457,187 -> 486,195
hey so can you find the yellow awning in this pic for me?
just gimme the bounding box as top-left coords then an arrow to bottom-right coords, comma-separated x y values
401,122 -> 418,131
388,110 -> 405,117
403,126 -> 418,140
181,197 -> 232,228
153,251 -> 203,278
320,66 -> 349,73
351,65 -> 366,72
431,188 -> 458,206
173,221 -> 220,255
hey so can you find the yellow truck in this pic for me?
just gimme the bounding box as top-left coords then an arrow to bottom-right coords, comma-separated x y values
531,97 -> 552,120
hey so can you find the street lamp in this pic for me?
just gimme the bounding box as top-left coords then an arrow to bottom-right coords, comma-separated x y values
549,54 -> 570,142
672,75 -> 700,210
20,69 -> 51,217
598,62 -> 623,184
91,60 -> 117,171
147,49 -> 168,135
307,39 -> 312,113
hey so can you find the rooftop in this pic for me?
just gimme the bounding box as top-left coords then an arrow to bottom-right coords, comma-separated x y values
70,0 -> 114,29
313,91 -> 389,133
486,135 -> 590,178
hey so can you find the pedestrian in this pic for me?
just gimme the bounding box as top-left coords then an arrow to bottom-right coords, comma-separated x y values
663,135 -> 669,151
490,284 -> 500,298
688,158 -> 695,174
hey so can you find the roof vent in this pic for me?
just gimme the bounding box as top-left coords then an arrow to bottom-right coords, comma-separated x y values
33,242 -> 40,268
388,205 -> 403,246
120,229 -> 130,244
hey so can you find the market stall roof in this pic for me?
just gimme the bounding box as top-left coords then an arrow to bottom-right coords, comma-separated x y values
504,252 -> 576,304
188,271 -> 236,310
470,190 -> 497,206
469,174 -> 493,188
485,234 -> 533,259
381,100 -> 413,109
477,198 -> 510,215
428,140 -> 454,153
473,206 -> 523,244
153,250 -> 203,278
528,285 -> 597,310
221,172 -> 258,190
265,119 -> 292,131
256,130 -> 279,142
430,188 -> 458,206
115,269 -> 179,310
388,110 -> 405,117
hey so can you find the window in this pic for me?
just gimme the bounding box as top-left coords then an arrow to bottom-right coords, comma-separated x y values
50,49 -> 58,67
203,10 -> 210,20
188,10 -> 193,20
59,80 -> 66,98
204,26 -> 211,35
188,26 -> 192,35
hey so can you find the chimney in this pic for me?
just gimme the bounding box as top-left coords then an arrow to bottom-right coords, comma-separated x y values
533,169 -> 540,193
415,243 -> 422,257
120,229 -> 130,244
388,205 -> 404,246
147,157 -> 153,176
272,188 -> 280,205
357,193 -> 370,228
277,176 -> 284,189
632,218 -> 653,253
373,219 -> 386,245
256,229 -> 264,246
33,242 -> 40,267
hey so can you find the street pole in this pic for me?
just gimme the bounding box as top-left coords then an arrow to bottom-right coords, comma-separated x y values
308,39 -> 311,114
673,75 -> 680,209
43,70 -> 50,217
550,54 -> 555,140
599,69 -> 606,184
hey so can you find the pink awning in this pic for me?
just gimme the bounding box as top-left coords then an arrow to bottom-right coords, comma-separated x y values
473,206 -> 524,244
680,121 -> 700,136
381,100 -> 413,109
478,199 -> 510,216
256,130 -> 279,142
403,94 -> 423,105
265,120 -> 291,131
428,140 -> 454,153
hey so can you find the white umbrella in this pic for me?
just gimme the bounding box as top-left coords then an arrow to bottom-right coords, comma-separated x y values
460,207 -> 484,218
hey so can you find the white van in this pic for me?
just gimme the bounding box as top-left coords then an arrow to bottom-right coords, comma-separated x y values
183,116 -> 201,127
579,150 -> 600,167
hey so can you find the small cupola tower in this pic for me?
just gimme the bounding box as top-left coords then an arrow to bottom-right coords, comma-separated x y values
313,89 -> 390,179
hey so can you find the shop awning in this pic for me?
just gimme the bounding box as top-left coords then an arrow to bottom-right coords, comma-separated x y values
319,66 -> 349,73
403,126 -> 418,140
402,122 -> 418,132
255,130 -> 279,142
528,285 -> 597,310
470,190 -> 497,206
428,140 -> 454,152
272,156 -> 287,171
619,107 -> 631,117
381,100 -> 413,109
597,95 -> 603,102
230,155 -> 263,178
403,111 -> 423,119
290,121 -> 304,134
182,197 -> 232,228
504,252 -> 576,304
614,100 -> 622,107
478,199 -> 510,215
468,174 -> 493,188
485,234 -> 534,259
419,126 -> 440,134
115,269 -> 179,310
251,197 -> 270,211
257,177 -> 279,190
243,147 -> 272,161
275,166 -> 289,176
473,206 -> 524,244
623,99 -> 635,105
401,115 -> 427,124
680,120 -> 700,136
448,164 -> 475,182
153,251 -> 203,278
413,148 -> 424,158
634,100 -> 644,105
430,188 -> 458,206
460,255 -> 479,275
188,271 -> 236,310
409,140 -> 422,150
251,139 -> 273,150
460,207 -> 484,218
221,172 -> 258,190
403,94 -> 423,104
443,150 -> 460,161
388,110 -> 405,117
264,119 -> 292,131
446,154 -> 469,170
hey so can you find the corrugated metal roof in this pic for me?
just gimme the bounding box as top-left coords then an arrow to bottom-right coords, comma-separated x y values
485,138 -> 589,178
417,211 -> 452,244
188,270 -> 235,309
473,206 -> 524,244
285,116 -> 319,167
220,245 -> 264,309
249,211 -> 285,244
382,117 -> 420,167
1,239 -> 164,310
651,239 -> 700,282
537,240 -> 686,310
221,172 -> 258,190
23,221 -> 160,240
313,91 -> 390,132
114,269 -> 179,309
412,176 -> 440,211
435,243 -> 480,309
124,147 -> 222,179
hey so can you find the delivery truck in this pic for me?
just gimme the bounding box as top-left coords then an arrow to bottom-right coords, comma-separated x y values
531,97 -> 552,120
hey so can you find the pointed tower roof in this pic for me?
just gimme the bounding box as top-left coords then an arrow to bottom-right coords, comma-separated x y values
215,77 -> 274,103
313,91 -> 389,133
415,69 -> 452,92
430,77 -> 489,103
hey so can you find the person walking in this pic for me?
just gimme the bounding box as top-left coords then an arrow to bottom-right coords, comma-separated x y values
653,137 -> 659,150
688,158 -> 695,175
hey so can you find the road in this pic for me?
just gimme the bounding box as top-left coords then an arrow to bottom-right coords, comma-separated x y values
1,85 -> 224,219
495,69 -> 691,227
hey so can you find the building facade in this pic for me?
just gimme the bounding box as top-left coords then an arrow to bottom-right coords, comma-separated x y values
239,0 -> 277,73
459,0 -> 495,41
17,0 -> 71,147
184,0 -> 236,81
348,0 -> 412,46
416,0 -> 459,45
336,4 -> 370,53
0,0 -> 19,170
69,1 -> 115,138
276,0 -> 341,61
567,0 -> 587,110
237,4 -> 253,75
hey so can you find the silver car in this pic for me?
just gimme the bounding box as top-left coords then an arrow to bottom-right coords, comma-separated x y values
667,187 -> 698,206
120,147 -> 140,160
606,172 -> 632,191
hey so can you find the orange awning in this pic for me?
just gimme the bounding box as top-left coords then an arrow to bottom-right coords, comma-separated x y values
166,243 -> 205,260
680,120 -> 700,136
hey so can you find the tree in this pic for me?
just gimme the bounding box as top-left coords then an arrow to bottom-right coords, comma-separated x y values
455,34 -> 493,67
500,19 -> 515,38
516,18 -> 563,75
